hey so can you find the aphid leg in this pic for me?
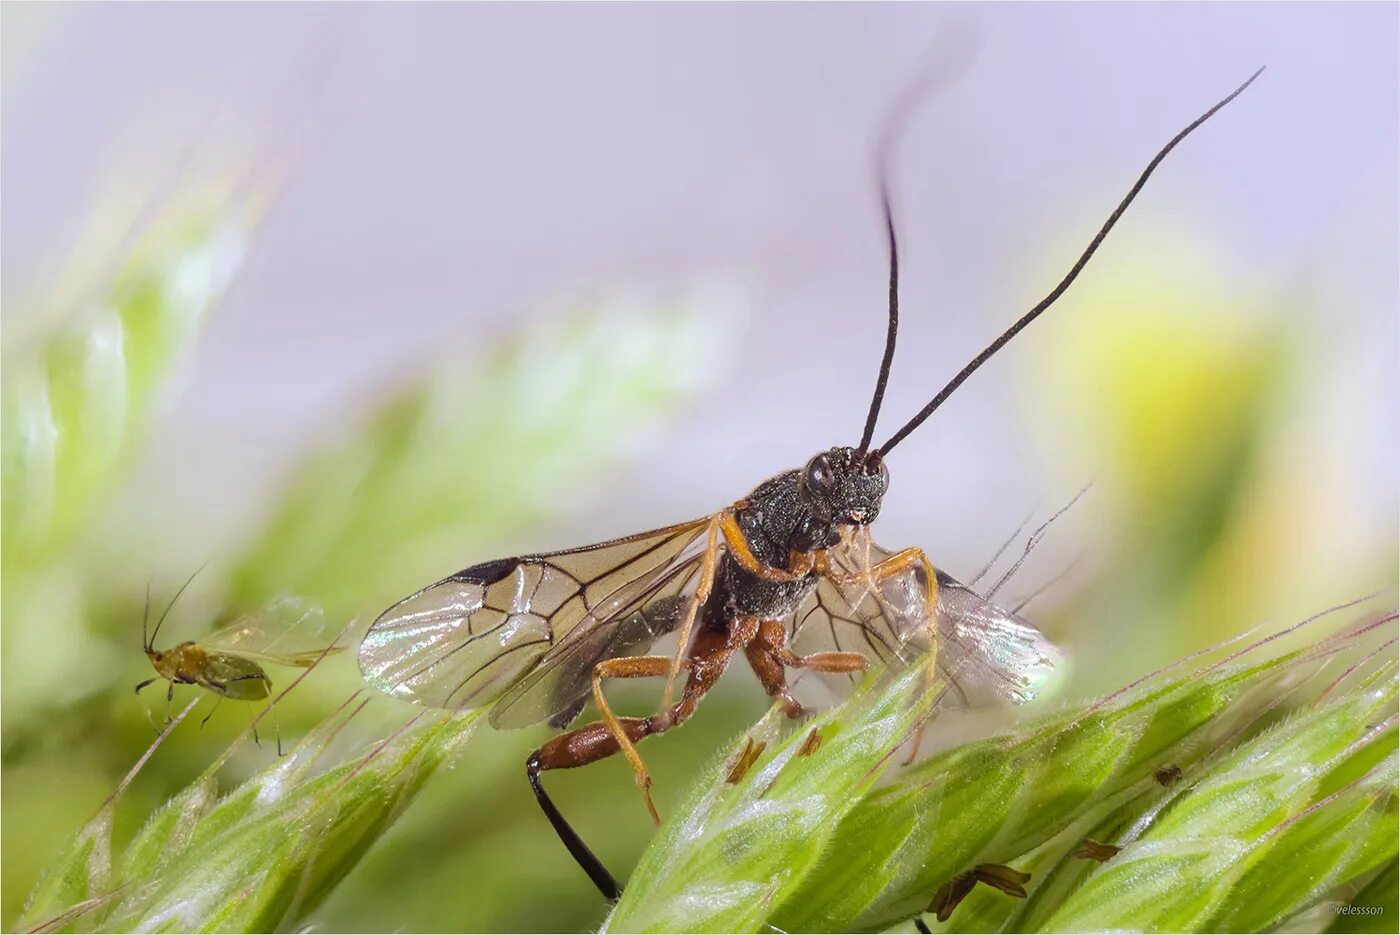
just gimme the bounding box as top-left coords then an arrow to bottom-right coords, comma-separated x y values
271,700 -> 284,756
134,677 -> 158,695
165,682 -> 175,722
200,696 -> 224,728
255,700 -> 285,756
214,673 -> 280,753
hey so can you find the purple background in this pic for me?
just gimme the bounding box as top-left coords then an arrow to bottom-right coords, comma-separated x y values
4,0 -> 1396,572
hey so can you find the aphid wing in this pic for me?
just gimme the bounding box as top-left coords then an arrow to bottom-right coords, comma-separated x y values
214,645 -> 341,670
199,653 -> 271,701
359,518 -> 711,715
201,597 -> 331,661
281,647 -> 341,667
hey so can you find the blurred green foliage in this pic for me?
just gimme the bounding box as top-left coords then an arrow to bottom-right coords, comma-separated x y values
1025,234 -> 1399,690
0,170 -> 748,930
18,700 -> 484,934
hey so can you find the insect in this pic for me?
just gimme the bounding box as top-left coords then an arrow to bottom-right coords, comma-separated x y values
358,67 -> 1263,899
136,571 -> 336,750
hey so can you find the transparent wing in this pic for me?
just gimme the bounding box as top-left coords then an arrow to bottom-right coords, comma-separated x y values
489,562 -> 703,729
791,528 -> 1062,707
358,518 -> 712,718
201,597 -> 340,669
928,569 -> 1062,706
196,653 -> 272,701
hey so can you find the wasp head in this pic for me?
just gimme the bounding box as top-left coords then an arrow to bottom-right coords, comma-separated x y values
800,446 -> 889,528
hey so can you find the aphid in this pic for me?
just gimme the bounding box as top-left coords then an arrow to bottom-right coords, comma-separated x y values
358,68 -> 1263,899
136,572 -> 336,749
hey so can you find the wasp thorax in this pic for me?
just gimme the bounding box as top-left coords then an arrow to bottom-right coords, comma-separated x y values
800,446 -> 889,528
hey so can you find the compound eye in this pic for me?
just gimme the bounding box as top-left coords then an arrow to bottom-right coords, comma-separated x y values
805,454 -> 836,495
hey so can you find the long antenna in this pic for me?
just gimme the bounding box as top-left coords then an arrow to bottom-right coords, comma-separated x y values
857,172 -> 900,454
878,67 -> 1264,456
148,564 -> 206,651
142,583 -> 152,653
856,37 -> 979,453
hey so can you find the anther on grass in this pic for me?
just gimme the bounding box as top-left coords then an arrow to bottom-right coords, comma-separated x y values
1073,838 -> 1123,863
928,863 -> 1031,922
726,737 -> 768,783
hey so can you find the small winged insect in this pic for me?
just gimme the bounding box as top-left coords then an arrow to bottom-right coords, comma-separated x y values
136,571 -> 338,751
359,68 -> 1264,899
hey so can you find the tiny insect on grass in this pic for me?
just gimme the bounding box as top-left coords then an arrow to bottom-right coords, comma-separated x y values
136,569 -> 341,755
357,65 -> 1265,901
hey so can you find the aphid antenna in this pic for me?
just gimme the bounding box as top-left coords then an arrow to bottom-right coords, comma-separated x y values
141,582 -> 153,654
871,67 -> 1265,458
146,562 -> 209,653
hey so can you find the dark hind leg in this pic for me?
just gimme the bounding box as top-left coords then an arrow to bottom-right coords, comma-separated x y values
526,624 -> 752,899
527,712 -> 654,901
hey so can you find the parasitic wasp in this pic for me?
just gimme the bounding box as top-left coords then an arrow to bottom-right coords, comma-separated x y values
137,570 -> 340,752
358,66 -> 1264,899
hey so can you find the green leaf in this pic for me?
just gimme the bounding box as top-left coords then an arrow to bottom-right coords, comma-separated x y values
608,622 -> 1394,935
1042,676 -> 1397,933
771,656 -> 1292,932
604,663 -> 941,933
1325,861 -> 1398,933
15,806 -> 113,932
2,201 -> 252,571
92,706 -> 483,933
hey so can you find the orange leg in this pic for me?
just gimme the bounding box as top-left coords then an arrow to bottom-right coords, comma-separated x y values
829,546 -> 942,763
528,617 -> 758,901
746,619 -> 870,719
744,620 -> 808,718
589,655 -> 685,825
660,514 -> 722,712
